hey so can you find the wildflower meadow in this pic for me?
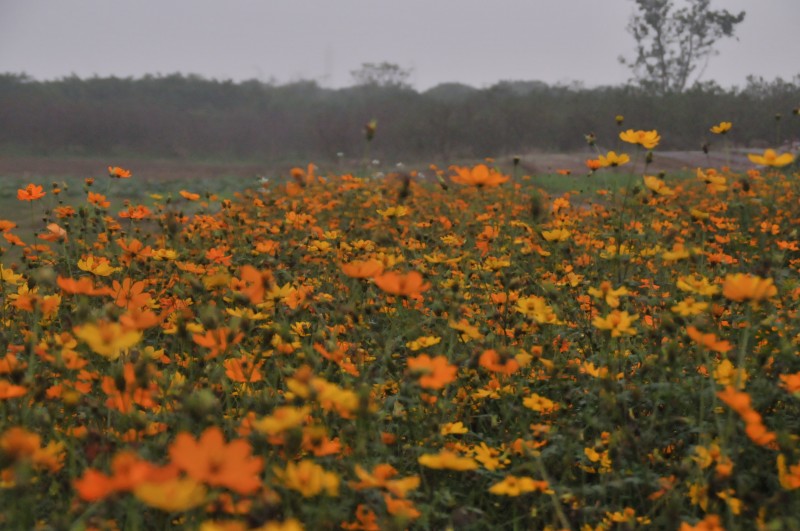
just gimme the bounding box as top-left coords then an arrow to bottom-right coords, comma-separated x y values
1,122 -> 799,530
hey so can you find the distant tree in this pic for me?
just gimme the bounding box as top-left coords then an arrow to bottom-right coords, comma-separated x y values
621,0 -> 745,94
350,62 -> 412,89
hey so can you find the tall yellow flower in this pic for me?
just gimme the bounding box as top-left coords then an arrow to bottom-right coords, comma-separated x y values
710,122 -> 732,134
619,129 -> 660,149
747,149 -> 794,168
488,475 -> 550,496
592,310 -> 639,337
74,321 -> 142,360
274,460 -> 340,497
643,175 -> 675,196
598,151 -> 630,168
418,450 -> 478,471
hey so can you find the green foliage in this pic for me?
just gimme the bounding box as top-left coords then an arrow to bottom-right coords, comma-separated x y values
0,71 -> 798,164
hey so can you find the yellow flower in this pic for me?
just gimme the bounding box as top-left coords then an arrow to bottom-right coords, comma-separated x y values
0,264 -> 24,285
697,168 -> 728,192
274,460 -> 339,497
253,406 -> 311,436
541,228 -> 571,242
671,297 -> 708,317
252,520 -> 305,531
78,255 -> 122,276
598,151 -> 630,168
448,319 -> 484,342
310,378 -> 358,418
619,129 -> 660,149
587,281 -> 629,308
717,489 -> 742,515
676,274 -> 719,296
688,482 -> 708,510
713,359 -> 748,389
471,443 -> 509,471
418,450 -> 478,471
515,296 -> 562,324
710,121 -> 732,134
440,422 -> 468,435
748,148 -> 794,168
488,475 -> 549,496
134,478 -> 207,512
662,243 -> 691,262
522,393 -> 559,414
406,335 -> 441,351
73,321 -> 142,360
643,175 -> 675,196
376,206 -> 409,219
592,310 -> 639,337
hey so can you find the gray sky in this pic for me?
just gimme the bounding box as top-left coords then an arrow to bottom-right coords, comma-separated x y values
0,0 -> 797,90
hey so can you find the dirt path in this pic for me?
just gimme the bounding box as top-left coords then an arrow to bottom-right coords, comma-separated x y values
0,149 -> 781,183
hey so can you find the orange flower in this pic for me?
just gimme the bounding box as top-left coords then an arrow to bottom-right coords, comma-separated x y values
777,454 -> 800,490
716,386 -> 751,416
87,191 -> 110,208
342,505 -> 380,531
0,380 -> 27,400
679,514 -> 724,531
39,223 -> 68,242
57,276 -> 113,296
236,264 -> 275,304
74,451 -> 176,502
17,183 -> 46,201
478,349 -> 520,376
686,326 -> 733,353
111,278 -> 152,309
193,327 -> 244,359
350,464 -> 420,499
0,220 -> 17,231
586,158 -> 603,172
206,246 -> 232,266
373,271 -> 430,297
108,166 -> 132,178
449,164 -> 510,187
722,273 -> 777,302
779,372 -> 800,394
383,493 -> 421,520
179,190 -> 201,201
169,426 -> 263,495
118,204 -> 152,220
224,356 -> 265,383
407,354 -> 457,389
340,259 -> 384,279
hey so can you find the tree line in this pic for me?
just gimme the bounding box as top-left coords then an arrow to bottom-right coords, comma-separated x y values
0,73 -> 798,164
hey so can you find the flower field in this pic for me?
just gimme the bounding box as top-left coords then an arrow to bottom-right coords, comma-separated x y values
1,127 -> 799,530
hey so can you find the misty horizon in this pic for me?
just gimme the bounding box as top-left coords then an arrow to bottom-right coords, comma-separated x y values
2,0 -> 799,92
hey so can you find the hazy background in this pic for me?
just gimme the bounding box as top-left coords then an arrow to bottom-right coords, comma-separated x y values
1,0 -> 798,89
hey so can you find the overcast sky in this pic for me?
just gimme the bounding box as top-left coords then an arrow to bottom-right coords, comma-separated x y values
1,0 -> 797,90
